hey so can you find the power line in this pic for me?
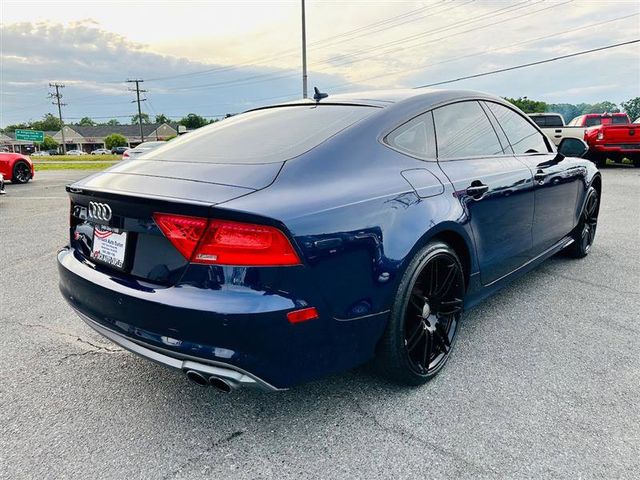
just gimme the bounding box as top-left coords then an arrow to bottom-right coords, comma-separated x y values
315,0 -> 548,69
414,39 -> 640,89
48,82 -> 67,154
143,2 -> 441,83
323,12 -> 640,92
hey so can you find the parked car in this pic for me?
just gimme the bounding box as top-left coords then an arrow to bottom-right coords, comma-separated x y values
31,151 -> 50,157
0,152 -> 34,184
58,90 -> 600,392
528,113 -> 587,147
47,149 -> 60,155
111,146 -> 129,155
91,148 -> 111,155
568,112 -> 631,127
0,173 -> 5,195
576,113 -> 639,166
122,141 -> 165,159
66,149 -> 87,156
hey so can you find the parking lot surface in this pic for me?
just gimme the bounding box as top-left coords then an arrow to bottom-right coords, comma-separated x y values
1,169 -> 639,479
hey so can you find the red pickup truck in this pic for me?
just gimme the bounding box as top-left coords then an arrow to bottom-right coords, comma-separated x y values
570,113 -> 640,166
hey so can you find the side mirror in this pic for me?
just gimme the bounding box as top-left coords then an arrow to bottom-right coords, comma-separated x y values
557,137 -> 588,158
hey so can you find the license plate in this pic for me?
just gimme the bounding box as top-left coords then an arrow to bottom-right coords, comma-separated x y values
91,225 -> 128,270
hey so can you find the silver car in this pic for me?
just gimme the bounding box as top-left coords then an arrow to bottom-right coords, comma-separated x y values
122,141 -> 165,159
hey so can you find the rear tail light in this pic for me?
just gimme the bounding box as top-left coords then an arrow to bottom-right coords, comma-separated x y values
122,150 -> 130,158
153,213 -> 208,260
153,213 -> 301,266
597,131 -> 604,141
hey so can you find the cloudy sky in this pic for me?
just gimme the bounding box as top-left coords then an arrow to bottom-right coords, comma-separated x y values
1,0 -> 639,126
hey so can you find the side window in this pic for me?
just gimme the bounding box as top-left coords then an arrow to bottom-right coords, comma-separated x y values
547,116 -> 564,127
530,116 -> 546,127
432,101 -> 504,159
485,102 -> 550,154
385,111 -> 436,159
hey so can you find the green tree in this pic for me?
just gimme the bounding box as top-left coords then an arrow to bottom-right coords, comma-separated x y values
131,113 -> 150,124
40,135 -> 59,151
78,117 -> 96,126
547,103 -> 582,123
104,119 -> 120,126
2,122 -> 29,133
179,113 -> 208,129
621,97 -> 640,121
104,133 -> 128,150
504,96 -> 548,113
30,113 -> 62,131
583,101 -> 619,114
154,114 -> 171,124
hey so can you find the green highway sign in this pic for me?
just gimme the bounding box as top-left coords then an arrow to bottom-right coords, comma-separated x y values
15,129 -> 45,142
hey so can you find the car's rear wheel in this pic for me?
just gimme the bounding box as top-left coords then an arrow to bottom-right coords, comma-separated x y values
12,161 -> 31,184
566,186 -> 599,258
377,241 -> 465,385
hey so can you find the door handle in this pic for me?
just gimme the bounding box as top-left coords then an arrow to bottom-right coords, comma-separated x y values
534,170 -> 547,182
466,182 -> 488,198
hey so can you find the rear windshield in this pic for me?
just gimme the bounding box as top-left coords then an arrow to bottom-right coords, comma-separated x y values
585,117 -> 602,127
142,105 -> 376,164
530,115 -> 563,127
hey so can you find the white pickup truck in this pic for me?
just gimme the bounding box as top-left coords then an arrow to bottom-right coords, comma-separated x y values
528,113 -> 586,146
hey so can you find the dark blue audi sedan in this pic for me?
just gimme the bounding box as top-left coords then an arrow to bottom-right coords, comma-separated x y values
58,89 -> 601,392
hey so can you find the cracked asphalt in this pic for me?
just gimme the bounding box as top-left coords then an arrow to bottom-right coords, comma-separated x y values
1,168 -> 639,479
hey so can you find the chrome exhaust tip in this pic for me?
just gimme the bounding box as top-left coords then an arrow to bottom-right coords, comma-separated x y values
208,376 -> 235,393
185,369 -> 209,387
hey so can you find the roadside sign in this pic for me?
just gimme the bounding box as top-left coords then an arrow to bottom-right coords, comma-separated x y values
15,129 -> 45,142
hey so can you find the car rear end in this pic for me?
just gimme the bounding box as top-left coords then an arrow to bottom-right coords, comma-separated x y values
584,122 -> 640,161
57,103 -> 378,390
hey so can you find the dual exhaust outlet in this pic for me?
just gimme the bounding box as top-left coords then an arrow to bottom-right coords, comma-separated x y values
184,369 -> 237,393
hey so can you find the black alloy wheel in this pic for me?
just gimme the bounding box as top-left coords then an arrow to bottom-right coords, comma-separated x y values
567,185 -> 599,258
377,241 -> 465,385
12,161 -> 31,184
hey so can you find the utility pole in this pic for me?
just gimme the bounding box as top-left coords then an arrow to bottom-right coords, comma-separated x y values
49,83 -> 67,154
127,79 -> 147,143
301,0 -> 308,98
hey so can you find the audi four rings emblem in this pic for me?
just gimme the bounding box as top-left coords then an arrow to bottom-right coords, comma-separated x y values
88,202 -> 113,222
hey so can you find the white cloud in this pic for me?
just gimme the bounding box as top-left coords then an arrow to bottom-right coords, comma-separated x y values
1,0 -> 639,126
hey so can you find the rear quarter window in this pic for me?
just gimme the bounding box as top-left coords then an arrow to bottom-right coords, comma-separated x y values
140,105 -> 376,164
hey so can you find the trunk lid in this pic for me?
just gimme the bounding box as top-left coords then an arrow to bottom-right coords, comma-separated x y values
71,160 -> 283,203
67,160 -> 284,284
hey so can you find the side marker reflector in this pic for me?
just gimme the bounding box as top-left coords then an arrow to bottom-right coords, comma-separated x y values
287,307 -> 319,324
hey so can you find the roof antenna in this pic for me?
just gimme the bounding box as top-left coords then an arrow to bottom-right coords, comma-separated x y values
313,86 -> 328,103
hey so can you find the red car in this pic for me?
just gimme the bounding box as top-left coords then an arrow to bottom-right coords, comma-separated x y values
0,152 -> 35,184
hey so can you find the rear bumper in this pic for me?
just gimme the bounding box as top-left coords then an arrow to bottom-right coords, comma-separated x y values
73,307 -> 281,391
590,144 -> 640,154
57,246 -> 385,389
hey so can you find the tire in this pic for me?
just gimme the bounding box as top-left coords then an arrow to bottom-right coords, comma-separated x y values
376,241 -> 465,385
566,186 -> 599,258
12,161 -> 31,184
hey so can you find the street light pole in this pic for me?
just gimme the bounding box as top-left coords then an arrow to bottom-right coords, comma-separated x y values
301,0 -> 308,98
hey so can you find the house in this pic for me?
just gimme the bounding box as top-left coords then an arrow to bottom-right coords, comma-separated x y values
0,123 -> 178,153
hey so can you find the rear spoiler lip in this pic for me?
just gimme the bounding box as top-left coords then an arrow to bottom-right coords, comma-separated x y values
64,184 -> 218,207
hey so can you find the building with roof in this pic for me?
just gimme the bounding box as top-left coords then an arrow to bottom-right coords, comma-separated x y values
1,123 -> 178,153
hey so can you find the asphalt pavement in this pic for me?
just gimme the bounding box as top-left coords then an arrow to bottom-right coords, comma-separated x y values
1,168 -> 639,479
